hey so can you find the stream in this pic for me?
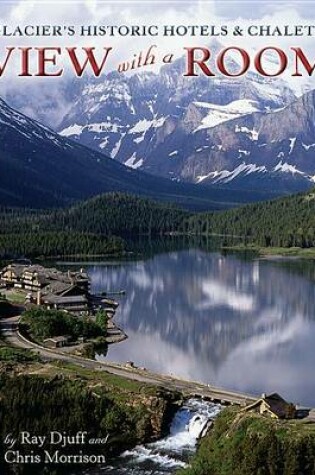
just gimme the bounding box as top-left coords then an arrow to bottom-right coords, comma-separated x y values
100,399 -> 221,474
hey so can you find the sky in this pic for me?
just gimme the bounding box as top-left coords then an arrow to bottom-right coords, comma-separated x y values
1,0 -> 315,126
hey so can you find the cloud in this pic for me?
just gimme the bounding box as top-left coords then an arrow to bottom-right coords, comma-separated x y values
214,0 -> 315,19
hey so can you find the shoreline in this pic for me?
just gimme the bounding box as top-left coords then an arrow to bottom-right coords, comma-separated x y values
4,319 -> 314,412
221,245 -> 315,259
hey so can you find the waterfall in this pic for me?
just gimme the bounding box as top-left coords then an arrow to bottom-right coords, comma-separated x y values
101,399 -> 221,474
188,414 -> 212,439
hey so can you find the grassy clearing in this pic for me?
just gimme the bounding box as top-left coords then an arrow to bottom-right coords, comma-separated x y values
0,289 -> 26,304
50,360 -> 160,401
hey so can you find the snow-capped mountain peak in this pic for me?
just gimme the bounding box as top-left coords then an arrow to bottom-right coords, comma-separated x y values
56,49 -> 315,194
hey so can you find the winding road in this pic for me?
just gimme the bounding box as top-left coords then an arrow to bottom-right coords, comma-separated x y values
0,315 -> 258,406
2,314 -> 315,420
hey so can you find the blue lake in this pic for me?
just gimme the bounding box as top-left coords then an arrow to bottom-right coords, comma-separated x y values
88,249 -> 315,407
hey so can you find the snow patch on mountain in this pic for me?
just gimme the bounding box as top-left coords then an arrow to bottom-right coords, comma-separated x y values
235,125 -> 259,141
302,142 -> 315,151
130,117 -> 165,134
60,122 -> 123,138
88,122 -> 121,133
111,133 -> 126,158
194,99 -> 260,131
134,135 -> 145,144
125,153 -> 143,169
289,137 -> 297,154
273,161 -> 304,175
130,119 -> 152,134
100,137 -> 109,149
196,159 -> 309,186
196,163 -> 267,184
223,163 -> 267,183
238,150 -> 251,157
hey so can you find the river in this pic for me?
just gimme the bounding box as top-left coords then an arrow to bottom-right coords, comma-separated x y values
99,399 -> 221,474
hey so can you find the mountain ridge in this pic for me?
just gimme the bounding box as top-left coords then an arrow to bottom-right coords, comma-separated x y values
0,96 -> 278,210
57,48 -> 306,193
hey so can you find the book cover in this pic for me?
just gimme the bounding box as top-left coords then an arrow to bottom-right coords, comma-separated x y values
0,1 -> 315,474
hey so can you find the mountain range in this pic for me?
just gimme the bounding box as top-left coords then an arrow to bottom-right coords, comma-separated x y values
57,47 -> 315,194
0,97 -> 275,210
2,42 -> 315,209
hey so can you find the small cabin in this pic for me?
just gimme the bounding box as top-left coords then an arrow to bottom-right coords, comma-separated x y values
44,336 -> 70,349
244,393 -> 296,419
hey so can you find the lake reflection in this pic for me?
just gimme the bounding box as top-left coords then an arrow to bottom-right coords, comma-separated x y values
88,250 -> 315,406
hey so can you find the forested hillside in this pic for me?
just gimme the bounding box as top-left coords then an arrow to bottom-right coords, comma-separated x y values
2,189 -> 315,258
186,189 -> 315,248
0,193 -> 188,258
50,193 -> 188,235
0,232 -> 124,258
0,193 -> 188,234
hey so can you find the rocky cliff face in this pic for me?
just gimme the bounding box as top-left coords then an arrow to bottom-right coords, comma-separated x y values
181,90 -> 315,188
129,388 -> 182,441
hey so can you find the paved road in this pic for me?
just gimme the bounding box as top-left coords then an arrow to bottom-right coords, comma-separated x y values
0,315 -> 19,331
0,315 -> 257,406
3,316 -> 315,422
